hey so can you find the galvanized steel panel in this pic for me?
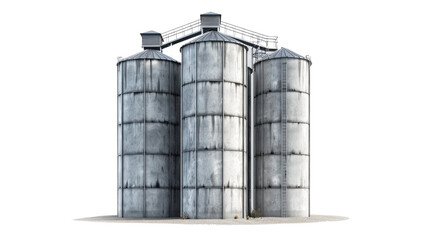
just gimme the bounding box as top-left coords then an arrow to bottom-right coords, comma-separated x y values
145,155 -> 170,187
197,150 -> 222,187
182,44 -> 196,84
182,151 -> 196,187
197,116 -> 222,150
145,189 -> 170,217
223,151 -> 243,188
123,155 -> 144,188
223,116 -> 243,151
122,123 -> 145,154
223,189 -> 243,218
286,59 -> 309,93
123,93 -> 144,123
254,155 -> 281,189
224,43 -> 244,84
197,188 -> 222,219
145,123 -> 169,154
182,84 -> 195,117
145,93 -> 170,122
262,189 -> 281,217
123,61 -> 144,93
263,155 -> 282,188
182,117 -> 195,151
197,82 -> 222,115
286,189 -> 309,217
286,123 -> 309,155
262,60 -> 281,93
196,42 -> 222,81
262,92 -> 281,123
182,189 -> 196,218
286,155 -> 309,188
123,188 -> 144,218
261,123 -> 281,155
286,92 -> 309,123
146,61 -> 171,93
223,82 -> 243,117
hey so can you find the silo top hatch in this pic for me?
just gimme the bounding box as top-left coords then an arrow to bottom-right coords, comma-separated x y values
140,30 -> 164,50
180,31 -> 248,51
117,49 -> 180,64
200,12 -> 221,33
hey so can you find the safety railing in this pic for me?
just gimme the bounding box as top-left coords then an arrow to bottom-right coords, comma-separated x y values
220,21 -> 278,50
162,19 -> 201,45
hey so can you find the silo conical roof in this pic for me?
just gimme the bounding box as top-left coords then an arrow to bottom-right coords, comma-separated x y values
256,47 -> 310,64
181,31 -> 248,50
118,49 -> 179,64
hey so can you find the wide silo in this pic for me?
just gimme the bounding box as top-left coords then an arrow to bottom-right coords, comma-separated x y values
253,47 -> 311,217
117,50 -> 181,218
181,31 -> 248,219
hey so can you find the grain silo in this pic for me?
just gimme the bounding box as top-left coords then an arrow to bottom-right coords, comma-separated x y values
117,12 -> 312,219
117,31 -> 181,218
253,48 -> 311,217
180,31 -> 248,219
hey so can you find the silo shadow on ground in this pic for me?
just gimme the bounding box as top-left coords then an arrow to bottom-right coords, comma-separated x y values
75,215 -> 348,225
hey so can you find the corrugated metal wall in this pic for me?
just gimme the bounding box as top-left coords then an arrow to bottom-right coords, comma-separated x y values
253,57 -> 310,217
117,58 -> 181,218
181,41 -> 248,219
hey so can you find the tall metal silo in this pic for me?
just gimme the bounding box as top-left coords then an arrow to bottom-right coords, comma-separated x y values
117,49 -> 181,218
253,47 -> 311,217
181,31 -> 248,219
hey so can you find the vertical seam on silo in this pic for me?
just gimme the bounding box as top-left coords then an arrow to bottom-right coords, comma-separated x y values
249,59 -> 253,214
121,63 -> 124,218
308,62 -> 311,217
143,60 -> 147,218
281,61 -> 287,217
261,62 -> 264,216
221,42 -> 224,219
168,61 -> 171,217
242,47 -> 245,218
195,43 -> 198,219
180,53 -> 183,218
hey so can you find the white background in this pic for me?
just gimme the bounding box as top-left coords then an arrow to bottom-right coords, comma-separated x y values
1,0 -> 428,239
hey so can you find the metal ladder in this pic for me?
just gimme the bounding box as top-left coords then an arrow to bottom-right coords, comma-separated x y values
281,62 -> 287,217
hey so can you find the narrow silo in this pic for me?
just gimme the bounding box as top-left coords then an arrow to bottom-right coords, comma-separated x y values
253,48 -> 311,217
181,31 -> 248,219
117,47 -> 181,218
